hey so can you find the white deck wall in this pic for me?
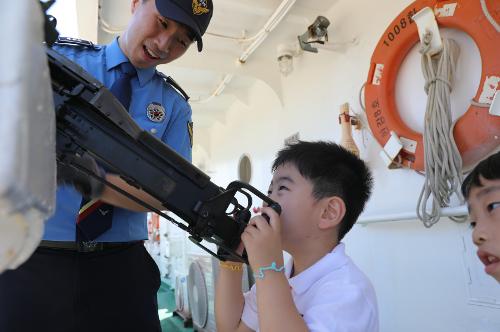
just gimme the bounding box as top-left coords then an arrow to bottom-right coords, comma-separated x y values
199,0 -> 500,331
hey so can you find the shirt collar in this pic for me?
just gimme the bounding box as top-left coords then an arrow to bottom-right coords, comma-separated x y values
105,38 -> 156,87
286,243 -> 350,295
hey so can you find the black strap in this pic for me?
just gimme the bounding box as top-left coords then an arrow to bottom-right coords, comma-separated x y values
157,71 -> 190,101
41,0 -> 59,46
54,37 -> 98,49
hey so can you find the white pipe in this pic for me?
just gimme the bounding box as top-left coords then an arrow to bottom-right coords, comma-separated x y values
191,74 -> 233,104
238,0 -> 296,63
99,16 -> 124,34
314,37 -> 359,52
99,16 -> 267,44
206,31 -> 263,43
357,204 -> 468,225
97,1 -> 296,46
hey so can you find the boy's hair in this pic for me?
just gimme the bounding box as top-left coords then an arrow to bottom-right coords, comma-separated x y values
461,151 -> 500,199
272,141 -> 373,241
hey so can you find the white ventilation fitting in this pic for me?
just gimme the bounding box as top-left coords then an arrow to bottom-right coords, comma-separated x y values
174,274 -> 191,322
0,0 -> 56,273
188,258 -> 215,331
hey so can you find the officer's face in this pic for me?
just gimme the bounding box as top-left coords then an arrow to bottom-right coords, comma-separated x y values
468,176 -> 500,283
120,0 -> 194,68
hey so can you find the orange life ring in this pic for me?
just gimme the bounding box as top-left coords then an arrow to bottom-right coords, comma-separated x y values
365,0 -> 500,171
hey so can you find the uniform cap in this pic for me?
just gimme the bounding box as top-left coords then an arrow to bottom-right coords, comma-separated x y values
155,0 -> 213,52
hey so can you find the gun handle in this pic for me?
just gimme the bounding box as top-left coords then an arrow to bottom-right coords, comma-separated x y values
262,202 -> 282,222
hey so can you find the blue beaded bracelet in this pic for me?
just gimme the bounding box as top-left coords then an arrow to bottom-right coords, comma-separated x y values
253,261 -> 285,279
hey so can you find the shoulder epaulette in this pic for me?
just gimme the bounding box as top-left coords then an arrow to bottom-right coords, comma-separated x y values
157,71 -> 190,102
54,37 -> 99,50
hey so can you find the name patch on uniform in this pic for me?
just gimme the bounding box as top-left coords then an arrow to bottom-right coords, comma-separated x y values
146,102 -> 166,122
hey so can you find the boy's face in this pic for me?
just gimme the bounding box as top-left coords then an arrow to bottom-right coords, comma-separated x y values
120,0 -> 193,69
467,176 -> 500,283
267,163 -> 324,252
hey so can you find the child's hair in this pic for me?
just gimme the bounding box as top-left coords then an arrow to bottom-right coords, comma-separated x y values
461,151 -> 500,199
272,141 -> 373,241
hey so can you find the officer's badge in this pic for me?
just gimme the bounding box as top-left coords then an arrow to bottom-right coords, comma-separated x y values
187,121 -> 194,147
192,0 -> 210,15
146,102 -> 166,122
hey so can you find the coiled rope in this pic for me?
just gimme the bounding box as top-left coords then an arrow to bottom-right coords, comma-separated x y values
416,32 -> 466,227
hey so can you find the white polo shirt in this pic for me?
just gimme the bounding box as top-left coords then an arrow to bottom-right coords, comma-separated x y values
241,243 -> 379,332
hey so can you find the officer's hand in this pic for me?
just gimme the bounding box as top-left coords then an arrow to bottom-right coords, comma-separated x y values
57,153 -> 105,198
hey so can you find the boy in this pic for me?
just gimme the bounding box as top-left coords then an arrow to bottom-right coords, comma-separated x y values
461,151 -> 500,283
215,141 -> 379,332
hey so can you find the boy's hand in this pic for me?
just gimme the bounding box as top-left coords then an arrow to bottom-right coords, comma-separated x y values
241,206 -> 284,271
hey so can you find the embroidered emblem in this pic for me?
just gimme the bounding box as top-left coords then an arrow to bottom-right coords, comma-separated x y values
146,102 -> 166,122
99,209 -> 110,216
192,0 -> 210,15
187,121 -> 194,147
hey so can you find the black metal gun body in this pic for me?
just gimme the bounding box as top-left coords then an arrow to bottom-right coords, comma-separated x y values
48,47 -> 277,263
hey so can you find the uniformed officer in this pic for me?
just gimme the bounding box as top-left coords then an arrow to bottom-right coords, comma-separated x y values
0,1 -> 213,331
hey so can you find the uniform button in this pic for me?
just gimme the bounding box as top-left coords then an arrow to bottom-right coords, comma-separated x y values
150,128 -> 158,134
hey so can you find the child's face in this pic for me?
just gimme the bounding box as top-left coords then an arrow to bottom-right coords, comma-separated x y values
467,176 -> 500,283
267,163 -> 322,252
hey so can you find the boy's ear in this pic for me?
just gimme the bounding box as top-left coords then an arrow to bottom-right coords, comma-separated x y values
131,0 -> 140,13
318,196 -> 346,230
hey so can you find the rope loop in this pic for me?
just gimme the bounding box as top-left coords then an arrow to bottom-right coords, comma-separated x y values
416,36 -> 466,227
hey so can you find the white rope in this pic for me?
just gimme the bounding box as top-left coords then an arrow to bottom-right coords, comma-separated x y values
480,0 -> 500,33
470,99 -> 491,108
416,32 -> 466,227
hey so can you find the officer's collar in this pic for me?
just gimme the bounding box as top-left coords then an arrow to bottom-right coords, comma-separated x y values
105,38 -> 156,87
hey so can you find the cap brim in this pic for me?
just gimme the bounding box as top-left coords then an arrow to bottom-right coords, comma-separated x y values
155,0 -> 203,51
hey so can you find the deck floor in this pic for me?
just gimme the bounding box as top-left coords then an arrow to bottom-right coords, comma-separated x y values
157,281 -> 194,332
